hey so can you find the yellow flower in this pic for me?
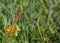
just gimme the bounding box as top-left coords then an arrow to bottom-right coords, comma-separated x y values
4,26 -> 12,35
4,26 -> 12,32
14,25 -> 20,31
12,25 -> 20,36
12,30 -> 18,36
4,25 -> 20,36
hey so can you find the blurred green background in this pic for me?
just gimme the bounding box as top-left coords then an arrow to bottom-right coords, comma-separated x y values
0,0 -> 60,43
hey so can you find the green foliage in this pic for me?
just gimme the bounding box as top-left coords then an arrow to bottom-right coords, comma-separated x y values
0,0 -> 60,43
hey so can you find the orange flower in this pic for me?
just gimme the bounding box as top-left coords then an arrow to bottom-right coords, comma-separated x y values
4,26 -> 11,35
12,25 -> 20,36
4,25 -> 20,36
12,30 -> 18,36
4,26 -> 12,32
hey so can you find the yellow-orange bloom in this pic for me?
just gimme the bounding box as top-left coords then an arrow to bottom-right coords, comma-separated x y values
12,30 -> 18,36
13,25 -> 20,31
4,25 -> 20,36
12,25 -> 20,36
4,26 -> 12,32
4,26 -> 12,35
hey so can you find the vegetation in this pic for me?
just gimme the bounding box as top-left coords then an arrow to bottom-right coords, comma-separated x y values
0,0 -> 60,43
